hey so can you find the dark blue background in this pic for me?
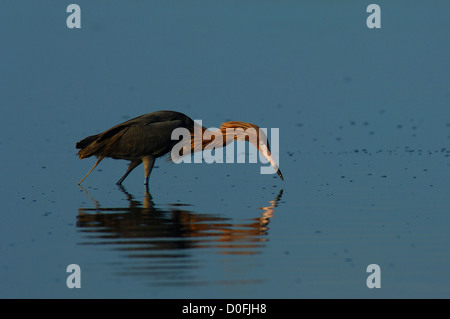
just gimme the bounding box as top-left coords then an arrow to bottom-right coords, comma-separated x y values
1,1 -> 449,298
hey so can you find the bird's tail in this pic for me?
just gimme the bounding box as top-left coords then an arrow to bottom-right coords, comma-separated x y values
76,134 -> 101,159
76,124 -> 128,159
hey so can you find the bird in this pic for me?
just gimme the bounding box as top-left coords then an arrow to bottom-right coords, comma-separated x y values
76,110 -> 283,187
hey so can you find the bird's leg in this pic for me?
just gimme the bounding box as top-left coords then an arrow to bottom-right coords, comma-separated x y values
142,155 -> 155,187
78,156 -> 105,185
116,160 -> 141,185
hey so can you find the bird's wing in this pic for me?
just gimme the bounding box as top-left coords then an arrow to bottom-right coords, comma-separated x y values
77,111 -> 194,159
105,119 -> 189,159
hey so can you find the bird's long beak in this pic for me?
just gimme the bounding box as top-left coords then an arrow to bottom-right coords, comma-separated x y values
276,168 -> 284,181
259,144 -> 284,181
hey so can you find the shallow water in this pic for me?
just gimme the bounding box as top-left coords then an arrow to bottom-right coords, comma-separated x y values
1,1 -> 450,298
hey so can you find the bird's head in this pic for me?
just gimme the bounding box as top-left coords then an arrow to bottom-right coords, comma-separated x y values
220,121 -> 284,181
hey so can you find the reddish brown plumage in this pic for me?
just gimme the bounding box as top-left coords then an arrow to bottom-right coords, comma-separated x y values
188,121 -> 264,153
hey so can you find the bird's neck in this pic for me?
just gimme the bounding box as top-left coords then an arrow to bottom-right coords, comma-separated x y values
189,122 -> 260,153
190,126 -> 230,152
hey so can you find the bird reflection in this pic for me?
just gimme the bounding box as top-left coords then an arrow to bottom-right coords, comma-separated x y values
77,186 -> 283,285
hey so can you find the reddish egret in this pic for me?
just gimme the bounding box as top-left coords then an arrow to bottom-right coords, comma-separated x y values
76,110 -> 283,186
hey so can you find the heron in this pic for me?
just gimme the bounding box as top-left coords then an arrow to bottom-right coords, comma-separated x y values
76,110 -> 283,187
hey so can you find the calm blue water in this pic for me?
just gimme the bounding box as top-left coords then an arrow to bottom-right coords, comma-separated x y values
1,1 -> 449,298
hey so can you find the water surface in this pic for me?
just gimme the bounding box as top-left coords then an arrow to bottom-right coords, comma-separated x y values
1,1 -> 449,298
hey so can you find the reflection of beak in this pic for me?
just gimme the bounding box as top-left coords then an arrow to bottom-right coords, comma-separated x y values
259,144 -> 284,181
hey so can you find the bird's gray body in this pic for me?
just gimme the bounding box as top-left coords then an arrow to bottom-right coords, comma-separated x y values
76,111 -> 195,160
76,110 -> 195,186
